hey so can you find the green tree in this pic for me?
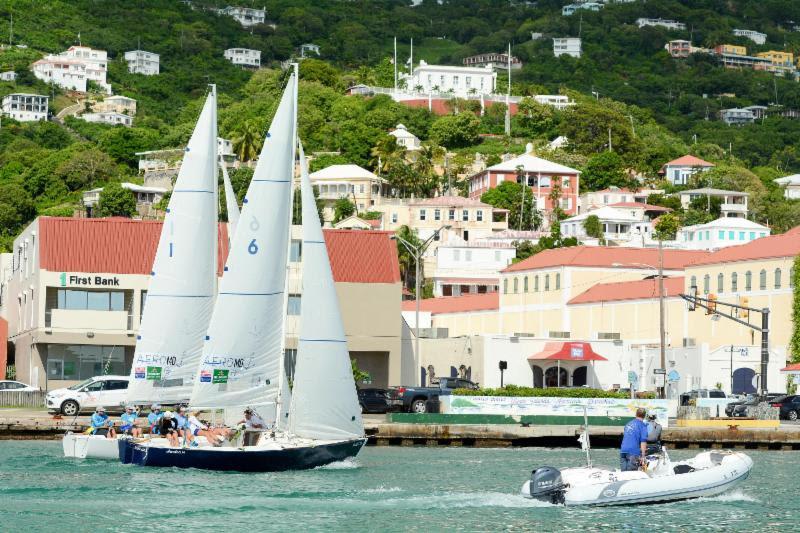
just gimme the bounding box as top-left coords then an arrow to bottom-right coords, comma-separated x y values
583,214 -> 604,241
481,180 -> 541,230
55,148 -> 118,191
351,358 -> 371,384
96,182 -> 136,218
232,121 -> 263,162
654,212 -> 681,241
395,225 -> 422,291
790,255 -> 800,363
516,97 -> 555,137
581,151 -> 630,191
333,197 -> 356,223
429,112 -> 480,148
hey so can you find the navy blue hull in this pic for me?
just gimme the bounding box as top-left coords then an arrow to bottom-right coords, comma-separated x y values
119,438 -> 367,472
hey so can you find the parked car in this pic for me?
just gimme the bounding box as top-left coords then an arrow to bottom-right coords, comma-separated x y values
680,389 -> 728,406
45,375 -> 129,416
0,380 -> 40,391
391,377 -> 480,414
770,395 -> 800,421
726,393 -> 784,417
357,388 -> 402,414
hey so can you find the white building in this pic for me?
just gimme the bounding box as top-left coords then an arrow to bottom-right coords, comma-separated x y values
659,155 -> 714,186
124,50 -> 160,76
532,94 -> 574,110
32,45 -> 111,94
774,174 -> 800,199
224,48 -> 261,68
677,218 -> 770,251
94,95 -> 137,116
580,187 -> 664,212
0,71 -> 17,81
733,29 -> 767,45
676,188 -> 749,219
388,123 -> 421,151
80,112 -> 133,127
431,238 -> 515,297
300,43 -> 320,57
560,205 -> 666,244
404,60 -> 496,96
220,6 -> 266,27
553,37 -> 582,58
218,137 -> 234,158
720,108 -> 755,125
562,2 -> 602,16
82,182 -> 167,217
1,93 -> 48,121
636,18 -> 687,31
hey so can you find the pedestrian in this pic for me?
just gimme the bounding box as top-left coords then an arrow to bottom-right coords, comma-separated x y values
619,407 -> 648,471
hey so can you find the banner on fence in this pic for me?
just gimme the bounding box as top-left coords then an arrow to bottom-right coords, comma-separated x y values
441,396 -> 671,427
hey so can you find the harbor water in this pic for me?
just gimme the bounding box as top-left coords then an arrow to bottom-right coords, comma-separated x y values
0,441 -> 796,532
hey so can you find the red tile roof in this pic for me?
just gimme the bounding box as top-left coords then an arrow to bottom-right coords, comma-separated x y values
503,246 -> 708,273
528,342 -> 608,362
323,229 -> 401,283
568,277 -> 685,305
38,218 -> 400,284
689,231 -> 800,266
609,202 -> 672,212
401,292 -> 499,314
663,155 -> 715,168
781,363 -> 800,372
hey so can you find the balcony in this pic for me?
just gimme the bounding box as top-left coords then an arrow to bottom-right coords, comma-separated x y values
721,203 -> 747,215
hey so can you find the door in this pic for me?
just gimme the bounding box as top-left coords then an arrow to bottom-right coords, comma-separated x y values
81,380 -> 105,408
572,366 -> 588,387
102,379 -> 129,409
732,368 -> 756,395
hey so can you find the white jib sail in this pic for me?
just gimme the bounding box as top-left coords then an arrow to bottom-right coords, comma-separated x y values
126,87 -> 219,404
221,161 -> 240,238
190,74 -> 297,410
288,142 -> 364,441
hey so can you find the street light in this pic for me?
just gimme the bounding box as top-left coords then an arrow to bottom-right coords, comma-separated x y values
613,250 -> 667,399
392,224 -> 451,385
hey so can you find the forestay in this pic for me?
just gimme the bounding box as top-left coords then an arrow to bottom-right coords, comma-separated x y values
126,87 -> 219,404
288,142 -> 364,441
190,74 -> 297,409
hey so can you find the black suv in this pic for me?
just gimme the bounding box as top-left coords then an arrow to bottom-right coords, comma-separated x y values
357,388 -> 402,414
770,395 -> 800,421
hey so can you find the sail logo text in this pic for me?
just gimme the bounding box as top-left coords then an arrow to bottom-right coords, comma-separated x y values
202,355 -> 255,370
135,354 -> 182,367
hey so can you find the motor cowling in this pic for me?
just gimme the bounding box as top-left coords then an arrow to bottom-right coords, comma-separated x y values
529,466 -> 565,504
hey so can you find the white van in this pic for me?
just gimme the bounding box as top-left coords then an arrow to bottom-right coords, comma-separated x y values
46,375 -> 130,416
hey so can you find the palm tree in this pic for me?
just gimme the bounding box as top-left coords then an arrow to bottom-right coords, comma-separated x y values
414,84 -> 424,93
232,121 -> 263,162
370,134 -> 406,174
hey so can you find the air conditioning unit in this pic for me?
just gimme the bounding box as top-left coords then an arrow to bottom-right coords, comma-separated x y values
514,332 -> 536,338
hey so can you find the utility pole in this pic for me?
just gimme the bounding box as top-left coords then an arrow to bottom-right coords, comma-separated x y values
658,238 -> 666,399
608,128 -> 612,152
504,42 -> 511,136
393,37 -> 397,94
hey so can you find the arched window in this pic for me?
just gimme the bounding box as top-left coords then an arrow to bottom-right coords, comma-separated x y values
524,276 -> 529,292
544,366 -> 568,387
703,274 -> 710,294
690,275 -> 697,290
717,273 -> 724,293
556,273 -> 561,290
775,268 -> 782,289
545,274 -> 550,291
513,277 -> 519,293
532,365 -> 544,388
572,366 -> 588,387
503,278 -> 508,294
731,272 -> 738,292
534,275 -> 539,292
745,271 -> 752,291
759,269 -> 767,290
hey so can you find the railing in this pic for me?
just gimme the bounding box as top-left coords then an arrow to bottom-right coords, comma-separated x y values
359,85 -> 525,103
0,390 -> 46,408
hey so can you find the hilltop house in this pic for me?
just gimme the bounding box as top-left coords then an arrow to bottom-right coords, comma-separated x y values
388,124 -> 421,151
774,175 -> 800,199
224,48 -> 261,68
733,29 -> 767,45
1,93 -> 48,122
80,111 -> 133,127
553,37 -> 581,58
462,52 -> 522,70
309,164 -> 388,220
32,45 -> 111,94
659,155 -> 714,186
403,60 -> 496,97
676,188 -> 749,218
219,6 -> 266,27
677,218 -> 770,250
124,50 -> 160,76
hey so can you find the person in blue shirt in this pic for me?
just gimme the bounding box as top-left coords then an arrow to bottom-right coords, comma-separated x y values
620,407 -> 649,471
174,405 -> 195,447
147,404 -> 163,435
119,405 -> 142,438
90,406 -> 116,439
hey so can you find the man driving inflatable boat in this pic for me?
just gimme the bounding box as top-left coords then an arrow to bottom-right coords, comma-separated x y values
620,408 -> 648,471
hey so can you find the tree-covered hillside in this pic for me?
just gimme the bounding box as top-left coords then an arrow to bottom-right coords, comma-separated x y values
2,0 -> 800,251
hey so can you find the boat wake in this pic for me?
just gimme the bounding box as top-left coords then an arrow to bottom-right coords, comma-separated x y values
316,457 -> 360,470
693,490 -> 758,503
380,491 -> 556,509
360,486 -> 402,493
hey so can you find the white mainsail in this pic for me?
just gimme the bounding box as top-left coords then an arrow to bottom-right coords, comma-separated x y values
126,87 -> 219,404
190,74 -> 297,410
221,161 -> 240,238
288,142 -> 364,441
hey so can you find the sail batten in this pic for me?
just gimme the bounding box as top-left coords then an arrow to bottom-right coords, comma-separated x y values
125,87 -> 219,405
190,74 -> 297,411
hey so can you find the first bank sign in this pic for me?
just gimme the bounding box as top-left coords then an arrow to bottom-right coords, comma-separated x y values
59,272 -> 121,287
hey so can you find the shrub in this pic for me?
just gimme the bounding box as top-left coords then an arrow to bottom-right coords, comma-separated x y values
452,384 -> 630,398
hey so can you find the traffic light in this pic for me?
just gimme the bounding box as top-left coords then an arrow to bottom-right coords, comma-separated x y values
688,284 -> 698,311
706,293 -> 717,315
740,297 -> 749,319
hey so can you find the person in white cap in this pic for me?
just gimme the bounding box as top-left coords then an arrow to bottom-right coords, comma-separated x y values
120,405 -> 142,438
159,411 -> 180,447
89,406 -> 116,438
147,404 -> 163,435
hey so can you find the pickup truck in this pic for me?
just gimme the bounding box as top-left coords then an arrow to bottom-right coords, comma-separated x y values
392,377 -> 480,413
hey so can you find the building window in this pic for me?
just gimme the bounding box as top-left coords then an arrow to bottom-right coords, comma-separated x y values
729,231 -> 734,240
434,209 -> 441,221
453,250 -> 461,261
703,274 -> 710,294
391,213 -> 398,224
745,271 -> 752,291
54,289 -> 125,311
449,209 -> 455,220
287,294 -> 301,315
465,250 -> 472,261
290,239 -> 302,262
462,209 -> 469,221
717,273 -> 724,292
419,209 -> 426,221
476,210 -> 483,222
739,231 -> 745,241
555,273 -> 561,290
690,275 -> 696,290
759,269 -> 767,290
524,276 -> 529,292
534,275 -> 539,292
46,344 -> 126,381
503,278 -> 508,294
731,272 -> 738,292
513,277 -> 519,293
718,230 -> 725,240
359,184 -> 365,193
494,250 -> 501,261
775,268 -> 782,289
545,274 -> 550,291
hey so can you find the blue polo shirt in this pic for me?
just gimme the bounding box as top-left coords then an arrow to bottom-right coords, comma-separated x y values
620,418 -> 649,456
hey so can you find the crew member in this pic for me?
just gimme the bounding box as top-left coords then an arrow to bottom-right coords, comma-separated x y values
147,404 -> 163,435
90,406 -> 116,439
238,408 -> 266,430
174,405 -> 194,445
620,407 -> 648,471
159,411 -> 180,447
119,405 -> 142,438
646,413 -> 663,455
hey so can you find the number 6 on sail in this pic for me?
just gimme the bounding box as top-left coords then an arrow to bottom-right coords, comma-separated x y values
248,239 -> 258,255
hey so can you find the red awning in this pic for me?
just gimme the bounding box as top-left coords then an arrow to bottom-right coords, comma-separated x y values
781,363 -> 800,372
528,342 -> 608,362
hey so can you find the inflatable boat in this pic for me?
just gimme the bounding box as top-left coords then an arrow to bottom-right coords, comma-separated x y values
521,449 -> 753,506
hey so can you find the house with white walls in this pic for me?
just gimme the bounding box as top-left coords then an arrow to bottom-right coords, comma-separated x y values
677,218 -> 770,250
1,93 -> 48,121
32,45 -> 111,94
124,50 -> 160,76
224,48 -> 261,68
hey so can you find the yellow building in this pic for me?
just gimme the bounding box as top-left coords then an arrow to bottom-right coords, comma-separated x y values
717,44 -> 747,56
308,164 -> 389,222
757,50 -> 794,66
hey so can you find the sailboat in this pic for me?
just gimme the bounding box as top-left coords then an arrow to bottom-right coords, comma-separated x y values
121,71 -> 367,472
63,87 -> 220,459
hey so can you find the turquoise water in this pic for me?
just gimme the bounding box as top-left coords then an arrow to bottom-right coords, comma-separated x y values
0,441 -> 796,532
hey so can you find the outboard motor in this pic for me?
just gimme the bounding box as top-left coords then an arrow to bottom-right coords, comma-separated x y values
528,466 -> 565,504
